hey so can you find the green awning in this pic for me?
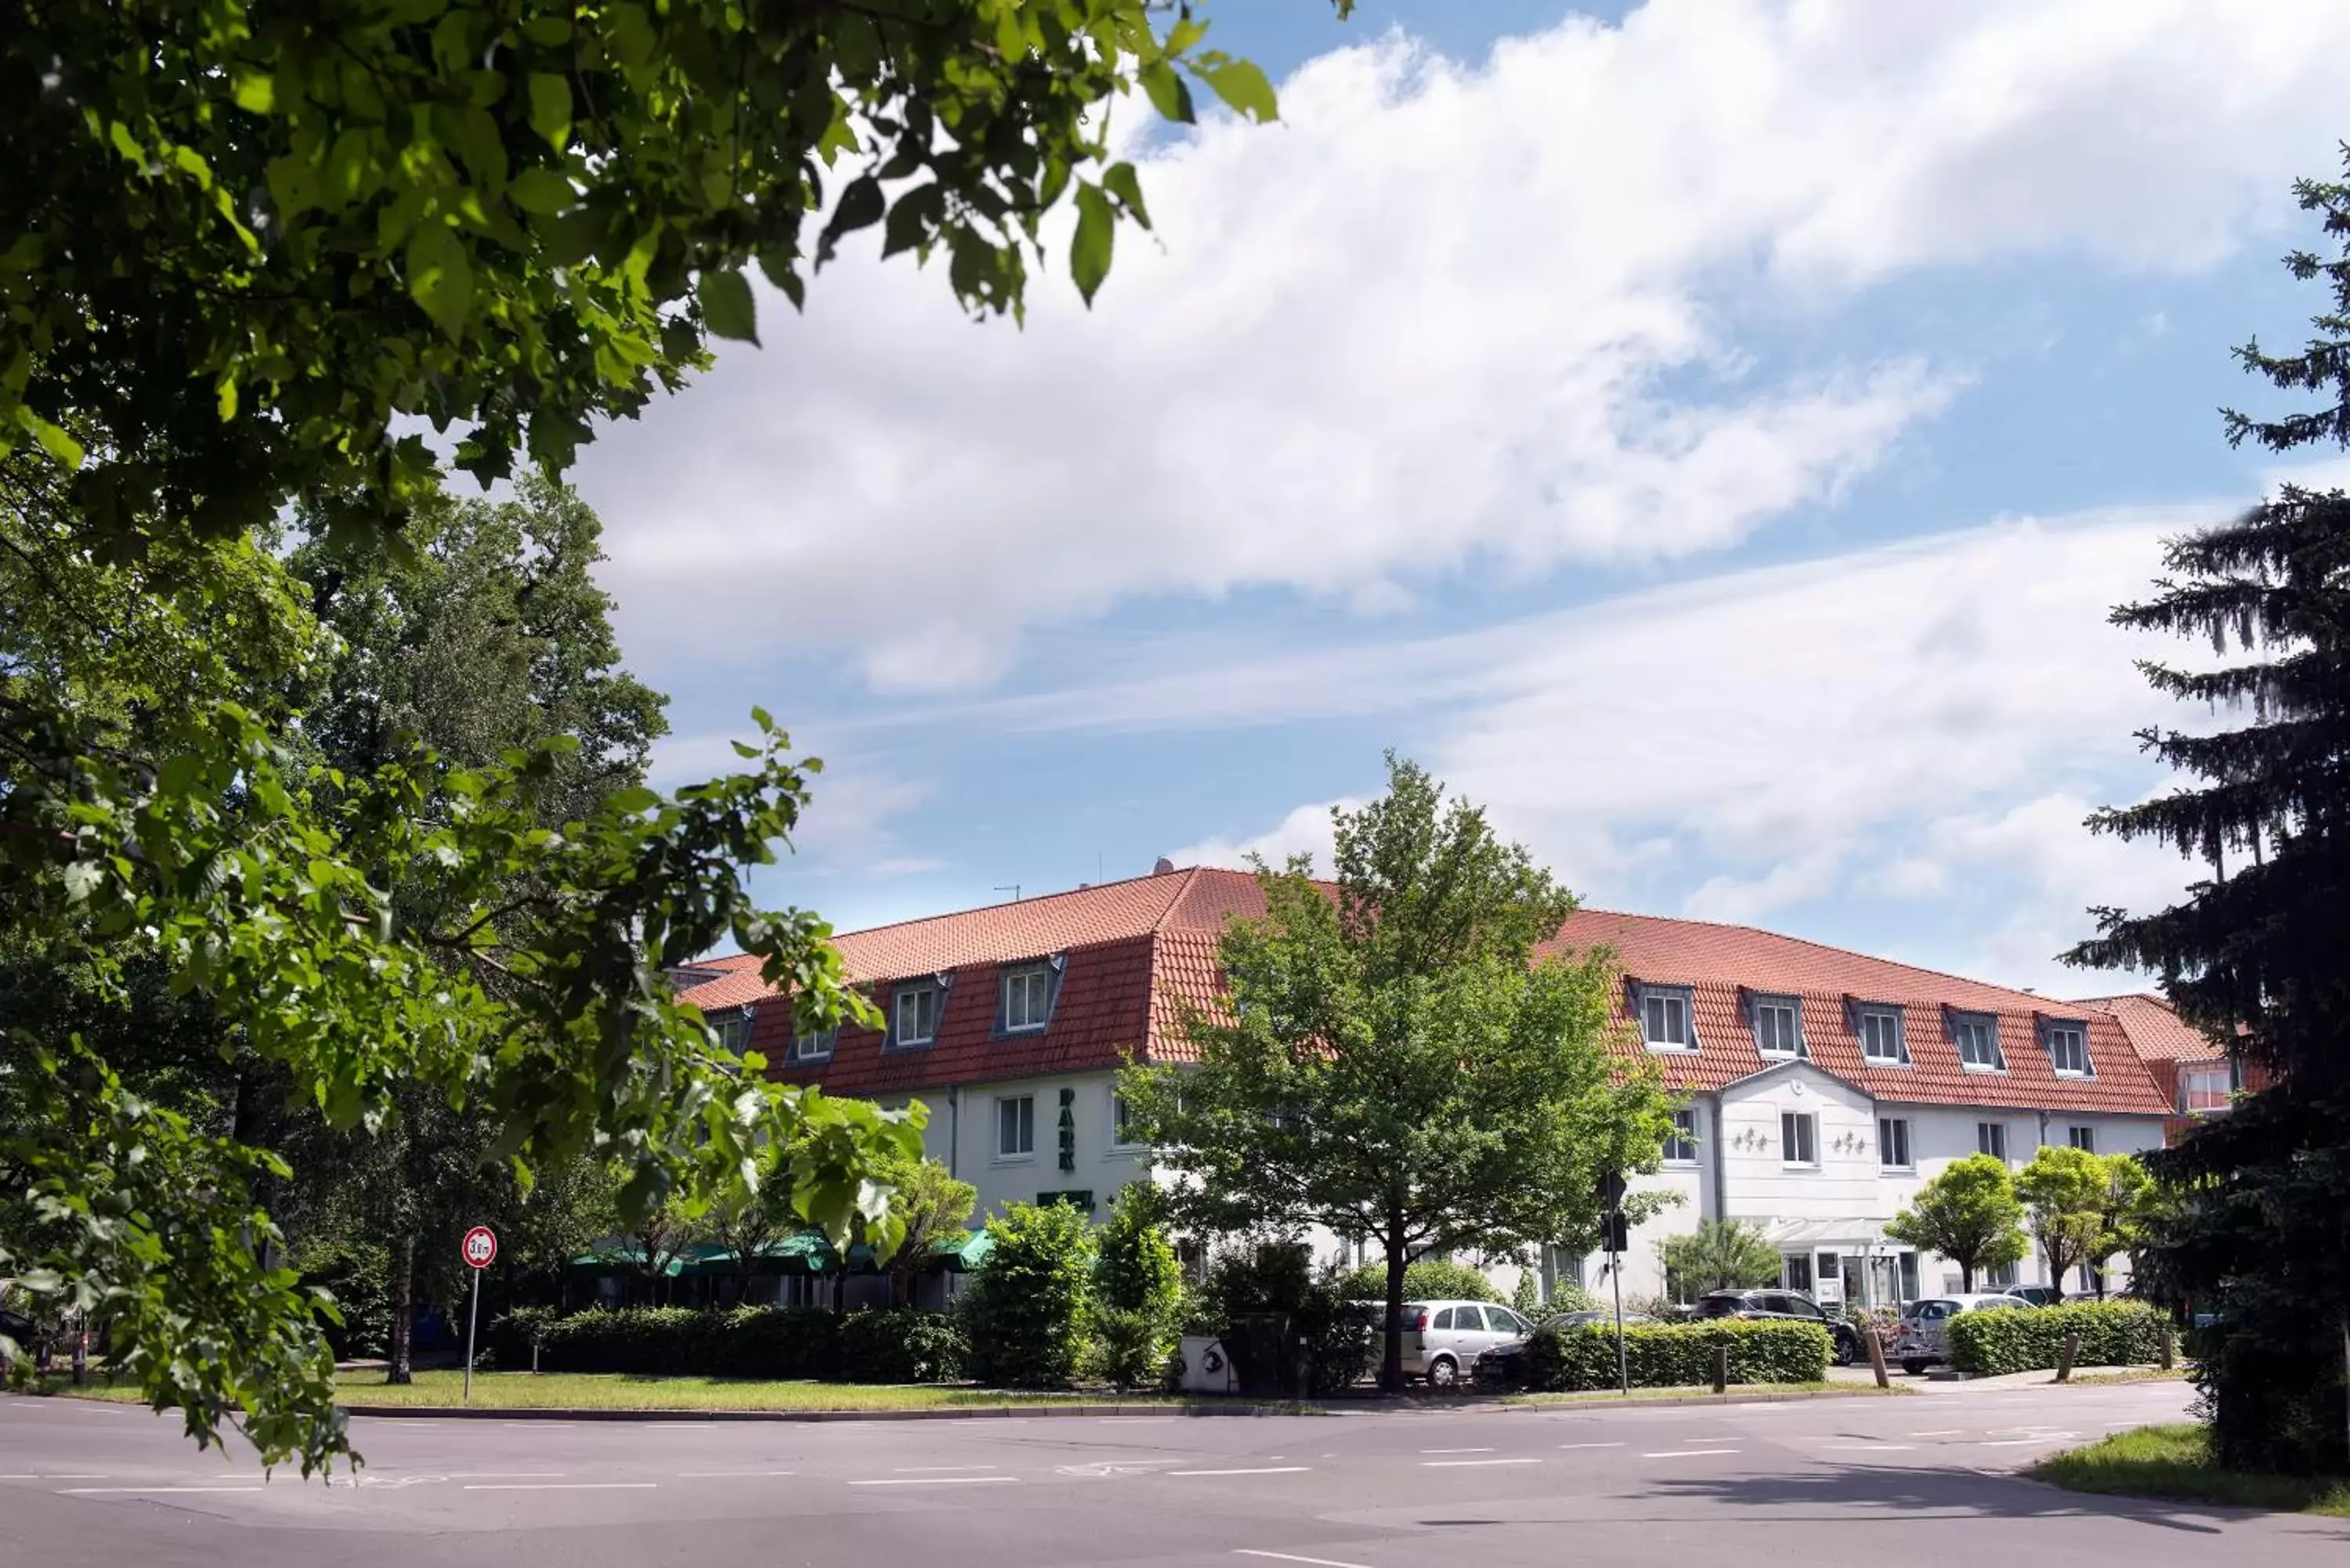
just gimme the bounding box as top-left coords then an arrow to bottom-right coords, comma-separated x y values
572,1228 -> 992,1278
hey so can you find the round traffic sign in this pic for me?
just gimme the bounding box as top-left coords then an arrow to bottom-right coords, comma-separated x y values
461,1226 -> 498,1270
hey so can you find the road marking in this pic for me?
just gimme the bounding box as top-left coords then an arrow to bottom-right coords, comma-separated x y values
1976,1438 -> 2065,1447
444,1472 -> 563,1480
1419,1447 -> 1494,1454
1909,1429 -> 1962,1437
1170,1466 -> 1311,1477
1556,1442 -> 1625,1451
1643,1449 -> 1741,1458
848,1476 -> 1018,1487
463,1482 -> 658,1491
1817,1443 -> 1914,1452
1234,1552 -> 1377,1568
1422,1457 -> 1540,1469
677,1470 -> 796,1479
61,1485 -> 269,1495
894,1464 -> 1000,1472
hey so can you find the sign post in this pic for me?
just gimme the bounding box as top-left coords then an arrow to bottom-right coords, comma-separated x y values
461,1226 -> 497,1404
1596,1172 -> 1630,1396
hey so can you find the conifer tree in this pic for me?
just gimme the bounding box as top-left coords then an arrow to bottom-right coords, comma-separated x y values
2068,153 -> 2350,1476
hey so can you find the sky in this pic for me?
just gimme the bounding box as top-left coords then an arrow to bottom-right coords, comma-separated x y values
567,0 -> 2350,995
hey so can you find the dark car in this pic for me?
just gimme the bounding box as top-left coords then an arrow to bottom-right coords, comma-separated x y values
1694,1289 -> 1861,1367
1997,1284 -> 2064,1308
1473,1310 -> 1657,1388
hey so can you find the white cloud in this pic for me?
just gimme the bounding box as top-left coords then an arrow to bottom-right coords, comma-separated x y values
649,726 -> 933,872
580,0 -> 2349,690
1106,504 -> 2211,989
1170,798 -> 1354,874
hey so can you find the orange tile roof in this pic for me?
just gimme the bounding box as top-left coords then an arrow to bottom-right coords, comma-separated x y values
677,865 -> 2171,1115
2072,992 -> 2227,1063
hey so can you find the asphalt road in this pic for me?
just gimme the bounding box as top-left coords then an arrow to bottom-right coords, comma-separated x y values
2,1382 -> 2337,1568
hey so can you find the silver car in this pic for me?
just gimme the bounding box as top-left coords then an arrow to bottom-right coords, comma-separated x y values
1892,1292 -> 2030,1375
1391,1300 -> 1536,1389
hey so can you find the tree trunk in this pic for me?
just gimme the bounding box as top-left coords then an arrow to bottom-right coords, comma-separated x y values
1379,1216 -> 1408,1396
1959,1260 -> 1975,1292
388,1230 -> 416,1386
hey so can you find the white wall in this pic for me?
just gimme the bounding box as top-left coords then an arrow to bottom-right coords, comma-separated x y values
880,1068 -> 1151,1227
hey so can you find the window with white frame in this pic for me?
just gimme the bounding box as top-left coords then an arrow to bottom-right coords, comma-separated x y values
2042,1019 -> 2093,1077
1662,1108 -> 1699,1165
2180,1065 -> 2233,1115
788,1024 -> 837,1063
1878,1115 -> 1913,1170
1985,1258 -> 2019,1287
712,1008 -> 755,1055
1781,1111 -> 1819,1167
1950,1011 -> 2006,1071
1639,985 -> 1696,1050
891,981 -> 942,1048
1855,1006 -> 1909,1065
1978,1121 -> 2008,1162
1110,1091 -> 1144,1151
1782,1253 -> 1813,1293
995,1094 -> 1036,1159
1001,965 -> 1051,1033
1752,995 -> 1803,1058
2068,1125 -> 2096,1153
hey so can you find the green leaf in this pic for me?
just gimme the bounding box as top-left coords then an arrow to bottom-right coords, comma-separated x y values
405,222 -> 474,340
527,74 -> 573,150
1101,162 -> 1150,229
817,175 -> 884,264
696,268 -> 757,345
232,72 -> 275,114
881,182 -> 944,260
16,407 -> 83,467
1070,182 -> 1114,305
605,786 -> 659,815
62,861 -> 103,905
1138,62 -> 1195,125
507,168 -> 574,215
1198,60 -> 1279,124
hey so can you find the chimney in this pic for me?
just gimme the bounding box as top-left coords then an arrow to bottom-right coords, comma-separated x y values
1152,857 -> 1176,876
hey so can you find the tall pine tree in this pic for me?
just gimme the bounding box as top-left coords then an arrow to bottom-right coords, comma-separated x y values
2068,154 -> 2350,1476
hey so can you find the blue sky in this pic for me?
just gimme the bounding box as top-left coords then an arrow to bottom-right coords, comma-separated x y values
569,1 -> 2350,993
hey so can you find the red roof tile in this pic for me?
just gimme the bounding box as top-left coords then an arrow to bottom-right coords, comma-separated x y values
2072,992 -> 2226,1064
678,866 -> 2170,1115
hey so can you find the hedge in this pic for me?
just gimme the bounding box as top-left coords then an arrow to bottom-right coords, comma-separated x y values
1524,1320 -> 1830,1391
836,1309 -> 967,1384
529,1306 -> 841,1379
1339,1258 -> 1499,1304
1947,1299 -> 2170,1376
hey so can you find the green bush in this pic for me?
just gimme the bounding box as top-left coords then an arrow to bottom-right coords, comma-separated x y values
533,1306 -> 839,1378
485,1305 -> 562,1368
1524,1320 -> 1830,1391
961,1201 -> 1096,1389
1947,1300 -> 2171,1376
1338,1257 -> 1499,1304
1094,1307 -> 1167,1393
835,1309 -> 967,1384
1534,1281 -> 1602,1318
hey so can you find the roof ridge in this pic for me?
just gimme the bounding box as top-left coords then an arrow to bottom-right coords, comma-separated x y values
1566,904 -> 2063,1010
810,862 -> 1195,944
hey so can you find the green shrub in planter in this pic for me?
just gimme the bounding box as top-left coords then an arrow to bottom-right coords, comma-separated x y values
1947,1299 -> 2168,1376
1524,1320 -> 1830,1391
835,1309 -> 966,1384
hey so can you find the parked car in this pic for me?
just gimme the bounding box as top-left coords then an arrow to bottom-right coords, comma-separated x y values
1473,1309 -> 1656,1388
0,1307 -> 39,1366
1692,1289 -> 1861,1367
1389,1299 -> 1538,1389
1891,1292 -> 2030,1375
1997,1284 -> 2064,1308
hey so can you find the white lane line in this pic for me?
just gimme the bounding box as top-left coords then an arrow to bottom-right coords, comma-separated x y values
1419,1447 -> 1494,1454
445,1472 -> 564,1480
1909,1429 -> 1963,1437
463,1482 -> 657,1491
677,1470 -> 796,1479
1422,1457 -> 1541,1469
1556,1442 -> 1625,1451
1170,1466 -> 1312,1477
1643,1449 -> 1741,1458
893,1464 -> 999,1472
1234,1552 -> 1377,1568
1818,1443 -> 1915,1452
61,1485 -> 268,1495
848,1476 -> 1018,1487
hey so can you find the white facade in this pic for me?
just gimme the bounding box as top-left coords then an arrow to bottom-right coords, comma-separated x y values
1594,1060 -> 2167,1307
880,1070 -> 1148,1226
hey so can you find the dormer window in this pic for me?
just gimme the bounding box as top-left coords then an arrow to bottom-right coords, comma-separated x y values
1849,999 -> 1910,1066
788,1024 -> 837,1064
1748,992 -> 1804,1059
1635,983 -> 1697,1052
1947,1009 -> 2006,1072
889,976 -> 949,1050
2040,1016 -> 2093,1078
711,1005 -> 756,1056
996,955 -> 1066,1036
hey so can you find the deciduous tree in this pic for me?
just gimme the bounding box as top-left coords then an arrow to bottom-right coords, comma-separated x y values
1884,1153 -> 2028,1292
1658,1219 -> 1782,1299
2016,1146 -> 2110,1297
1123,755 -> 1674,1393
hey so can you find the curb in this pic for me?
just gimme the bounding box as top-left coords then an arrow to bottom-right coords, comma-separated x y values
1494,1386 -> 1912,1413
339,1401 -> 1318,1423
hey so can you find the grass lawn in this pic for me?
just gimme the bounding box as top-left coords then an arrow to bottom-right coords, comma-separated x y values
2030,1423 -> 2350,1516
2059,1367 -> 2191,1387
28,1369 -> 1175,1413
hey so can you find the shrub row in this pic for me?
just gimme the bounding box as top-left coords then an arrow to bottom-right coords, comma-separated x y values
1947,1299 -> 2170,1376
1524,1320 -> 1831,1392
489,1306 -> 967,1384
